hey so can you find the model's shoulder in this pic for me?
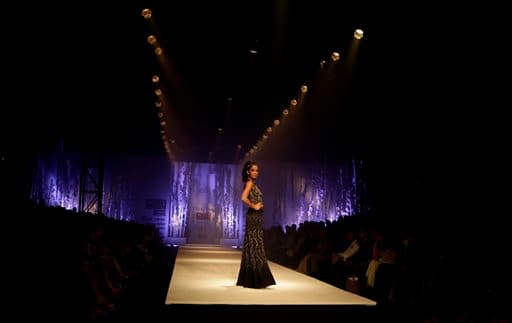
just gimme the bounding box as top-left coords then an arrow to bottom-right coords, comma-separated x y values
244,180 -> 254,189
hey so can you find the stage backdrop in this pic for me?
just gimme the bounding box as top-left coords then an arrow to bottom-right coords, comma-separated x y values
30,150 -> 366,245
168,162 -> 242,246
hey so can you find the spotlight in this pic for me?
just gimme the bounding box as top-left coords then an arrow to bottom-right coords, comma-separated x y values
354,29 -> 364,39
141,8 -> 152,19
147,35 -> 157,45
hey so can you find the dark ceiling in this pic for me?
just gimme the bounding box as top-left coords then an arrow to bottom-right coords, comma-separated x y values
3,1 -> 483,167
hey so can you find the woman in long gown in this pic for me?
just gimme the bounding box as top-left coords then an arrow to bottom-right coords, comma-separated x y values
236,160 -> 276,288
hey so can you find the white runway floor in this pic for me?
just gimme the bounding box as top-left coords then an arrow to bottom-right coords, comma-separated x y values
165,244 -> 376,306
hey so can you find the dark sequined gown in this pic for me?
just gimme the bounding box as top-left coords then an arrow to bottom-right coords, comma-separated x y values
236,182 -> 276,288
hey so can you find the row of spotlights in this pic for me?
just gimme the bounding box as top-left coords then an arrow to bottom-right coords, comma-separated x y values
141,7 -> 364,160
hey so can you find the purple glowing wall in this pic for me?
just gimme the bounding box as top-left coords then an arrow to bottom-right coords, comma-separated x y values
168,162 -> 242,245
252,160 -> 364,228
30,151 -> 81,210
104,154 -> 171,235
30,151 -> 366,245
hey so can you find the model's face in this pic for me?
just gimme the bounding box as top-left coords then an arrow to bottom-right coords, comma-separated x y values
248,165 -> 259,180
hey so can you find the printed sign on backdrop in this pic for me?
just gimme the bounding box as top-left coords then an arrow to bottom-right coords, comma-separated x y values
145,198 -> 167,236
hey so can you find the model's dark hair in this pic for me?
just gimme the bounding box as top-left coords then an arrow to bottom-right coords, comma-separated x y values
242,160 -> 258,183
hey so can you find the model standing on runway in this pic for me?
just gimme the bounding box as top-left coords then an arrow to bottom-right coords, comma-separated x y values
236,160 -> 276,288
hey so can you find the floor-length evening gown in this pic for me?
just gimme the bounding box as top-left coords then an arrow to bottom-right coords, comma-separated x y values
236,183 -> 276,288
